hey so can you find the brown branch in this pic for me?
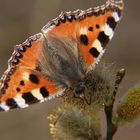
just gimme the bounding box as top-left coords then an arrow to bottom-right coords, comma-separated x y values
104,69 -> 126,140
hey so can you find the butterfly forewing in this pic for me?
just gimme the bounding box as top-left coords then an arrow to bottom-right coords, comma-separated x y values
42,0 -> 124,68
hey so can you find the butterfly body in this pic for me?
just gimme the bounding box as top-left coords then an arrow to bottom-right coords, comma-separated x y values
0,0 -> 124,111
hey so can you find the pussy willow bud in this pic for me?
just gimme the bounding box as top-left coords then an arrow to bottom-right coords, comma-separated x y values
48,105 -> 102,140
117,85 -> 140,123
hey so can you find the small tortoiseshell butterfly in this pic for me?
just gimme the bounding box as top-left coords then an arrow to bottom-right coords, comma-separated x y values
0,0 -> 124,111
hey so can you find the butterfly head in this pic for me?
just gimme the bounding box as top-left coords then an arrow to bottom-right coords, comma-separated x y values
73,81 -> 85,96
69,78 -> 92,105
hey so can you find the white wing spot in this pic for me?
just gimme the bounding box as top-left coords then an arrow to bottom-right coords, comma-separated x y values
0,102 -> 10,111
22,72 -> 29,81
14,94 -> 28,108
113,12 -> 120,22
102,24 -> 114,39
80,27 -> 88,35
109,32 -> 114,40
92,39 -> 103,53
31,88 -> 44,101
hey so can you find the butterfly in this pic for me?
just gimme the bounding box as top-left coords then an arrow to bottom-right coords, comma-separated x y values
0,0 -> 124,111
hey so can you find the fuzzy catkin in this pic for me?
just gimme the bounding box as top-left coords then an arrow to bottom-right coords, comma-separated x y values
48,105 -> 102,140
117,85 -> 140,123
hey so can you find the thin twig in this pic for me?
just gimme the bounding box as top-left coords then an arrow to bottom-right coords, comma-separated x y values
104,69 -> 126,140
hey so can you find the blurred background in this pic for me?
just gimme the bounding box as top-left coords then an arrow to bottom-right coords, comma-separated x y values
0,0 -> 139,140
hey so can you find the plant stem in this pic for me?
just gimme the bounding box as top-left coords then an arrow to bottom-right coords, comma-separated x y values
105,69 -> 126,140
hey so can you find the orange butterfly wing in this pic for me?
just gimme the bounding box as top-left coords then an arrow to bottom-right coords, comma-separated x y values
0,34 -> 61,111
42,0 -> 124,68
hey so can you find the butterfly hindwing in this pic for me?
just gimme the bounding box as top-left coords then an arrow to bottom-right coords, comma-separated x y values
0,68 -> 61,111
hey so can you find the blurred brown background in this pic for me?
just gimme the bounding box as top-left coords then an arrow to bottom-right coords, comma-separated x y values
0,0 -> 139,140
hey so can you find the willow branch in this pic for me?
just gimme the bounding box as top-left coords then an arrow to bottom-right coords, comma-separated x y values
104,69 -> 126,140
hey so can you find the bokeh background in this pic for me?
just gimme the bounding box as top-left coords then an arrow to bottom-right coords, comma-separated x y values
0,0 -> 139,140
